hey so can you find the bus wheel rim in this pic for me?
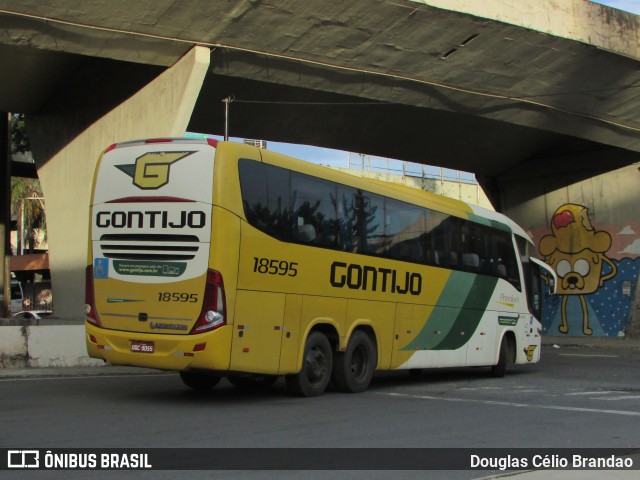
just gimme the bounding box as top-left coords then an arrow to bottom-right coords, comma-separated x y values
306,347 -> 327,385
351,345 -> 367,379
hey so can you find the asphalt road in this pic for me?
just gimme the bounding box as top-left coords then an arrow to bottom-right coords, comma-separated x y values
1,344 -> 639,479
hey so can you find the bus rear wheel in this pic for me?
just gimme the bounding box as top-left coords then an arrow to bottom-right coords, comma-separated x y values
286,331 -> 333,397
179,370 -> 221,391
332,330 -> 377,393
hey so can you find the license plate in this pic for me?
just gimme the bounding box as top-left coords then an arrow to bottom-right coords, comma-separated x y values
130,340 -> 154,353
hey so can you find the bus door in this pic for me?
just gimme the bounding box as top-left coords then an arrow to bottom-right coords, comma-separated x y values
231,292 -> 348,376
519,257 -> 556,362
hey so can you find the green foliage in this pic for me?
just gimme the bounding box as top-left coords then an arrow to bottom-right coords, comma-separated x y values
11,177 -> 46,253
9,114 -> 45,252
10,113 -> 30,155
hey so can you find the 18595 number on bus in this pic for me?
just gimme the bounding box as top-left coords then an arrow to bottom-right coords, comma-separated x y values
253,257 -> 298,277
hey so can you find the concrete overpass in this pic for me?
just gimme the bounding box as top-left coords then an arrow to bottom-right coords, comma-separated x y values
0,1 -> 639,338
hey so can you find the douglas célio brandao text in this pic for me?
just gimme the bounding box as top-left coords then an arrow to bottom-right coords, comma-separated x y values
470,454 -> 634,470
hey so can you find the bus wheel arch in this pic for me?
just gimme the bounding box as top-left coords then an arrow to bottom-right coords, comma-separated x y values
491,331 -> 516,378
332,326 -> 378,393
285,327 -> 335,397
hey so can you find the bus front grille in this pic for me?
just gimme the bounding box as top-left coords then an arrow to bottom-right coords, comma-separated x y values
99,234 -> 200,261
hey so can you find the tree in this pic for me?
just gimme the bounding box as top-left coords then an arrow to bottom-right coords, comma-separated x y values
11,177 -> 46,254
10,113 -> 31,155
9,114 -> 45,254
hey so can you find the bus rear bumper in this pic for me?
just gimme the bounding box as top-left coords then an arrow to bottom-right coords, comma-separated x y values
85,322 -> 232,372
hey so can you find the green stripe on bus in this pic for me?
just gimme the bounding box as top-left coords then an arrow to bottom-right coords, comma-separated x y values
401,272 -> 498,351
433,275 -> 498,350
401,271 -> 473,351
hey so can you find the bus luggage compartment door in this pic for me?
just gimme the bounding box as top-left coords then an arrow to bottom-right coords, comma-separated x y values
230,290 -> 285,374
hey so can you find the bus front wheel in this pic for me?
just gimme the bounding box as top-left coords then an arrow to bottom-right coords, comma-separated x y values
491,337 -> 510,378
332,330 -> 377,393
286,331 -> 333,397
179,370 -> 221,391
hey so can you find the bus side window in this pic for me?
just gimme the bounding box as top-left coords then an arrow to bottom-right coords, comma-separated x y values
353,191 -> 384,256
290,172 -> 340,248
385,198 -> 425,263
421,210 -> 447,267
335,186 -> 357,251
239,159 -> 292,241
459,222 -> 489,274
493,233 -> 520,290
239,158 -> 523,290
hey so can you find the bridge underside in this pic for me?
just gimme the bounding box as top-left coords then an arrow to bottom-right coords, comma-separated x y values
1,0 -> 639,206
5,45 -> 638,209
192,56 -> 640,208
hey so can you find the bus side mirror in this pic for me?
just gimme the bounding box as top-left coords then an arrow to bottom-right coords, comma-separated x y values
547,275 -> 556,295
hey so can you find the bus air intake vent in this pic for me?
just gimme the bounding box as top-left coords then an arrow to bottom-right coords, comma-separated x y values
99,234 -> 200,261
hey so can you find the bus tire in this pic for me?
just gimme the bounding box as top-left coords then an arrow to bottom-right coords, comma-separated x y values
228,374 -> 279,389
179,370 -> 221,391
286,331 -> 333,397
491,338 -> 508,378
332,330 -> 377,393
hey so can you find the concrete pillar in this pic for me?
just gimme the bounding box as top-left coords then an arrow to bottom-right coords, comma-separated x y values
629,279 -> 640,338
35,46 -> 210,320
0,113 -> 10,317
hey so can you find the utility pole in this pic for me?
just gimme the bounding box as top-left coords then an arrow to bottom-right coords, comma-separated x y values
222,96 -> 234,141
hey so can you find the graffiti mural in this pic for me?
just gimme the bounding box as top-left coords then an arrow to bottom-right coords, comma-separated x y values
531,203 -> 640,337
539,204 -> 616,335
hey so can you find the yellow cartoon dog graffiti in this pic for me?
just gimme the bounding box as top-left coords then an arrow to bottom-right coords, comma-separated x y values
539,204 -> 617,335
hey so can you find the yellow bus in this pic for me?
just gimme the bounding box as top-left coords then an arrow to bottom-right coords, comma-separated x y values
85,138 -> 555,396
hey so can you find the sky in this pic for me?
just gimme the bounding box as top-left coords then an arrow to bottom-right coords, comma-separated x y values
592,0 -> 640,13
200,0 -> 640,181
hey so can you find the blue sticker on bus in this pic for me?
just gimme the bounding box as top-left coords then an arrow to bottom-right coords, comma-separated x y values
94,258 -> 109,279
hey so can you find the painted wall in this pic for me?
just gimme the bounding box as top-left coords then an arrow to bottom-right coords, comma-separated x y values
505,163 -> 640,337
0,324 -> 102,367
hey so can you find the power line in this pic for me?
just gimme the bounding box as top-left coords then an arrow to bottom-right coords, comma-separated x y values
232,100 -> 392,106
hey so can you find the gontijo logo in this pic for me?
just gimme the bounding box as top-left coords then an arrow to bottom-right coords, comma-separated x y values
116,151 -> 195,190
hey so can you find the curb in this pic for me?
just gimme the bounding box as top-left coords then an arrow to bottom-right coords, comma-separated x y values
542,336 -> 640,350
0,365 -> 168,379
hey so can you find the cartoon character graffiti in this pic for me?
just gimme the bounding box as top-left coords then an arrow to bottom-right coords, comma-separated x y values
539,204 -> 617,335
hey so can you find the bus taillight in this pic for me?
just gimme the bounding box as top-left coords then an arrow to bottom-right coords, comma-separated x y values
84,265 -> 103,327
191,269 -> 226,334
